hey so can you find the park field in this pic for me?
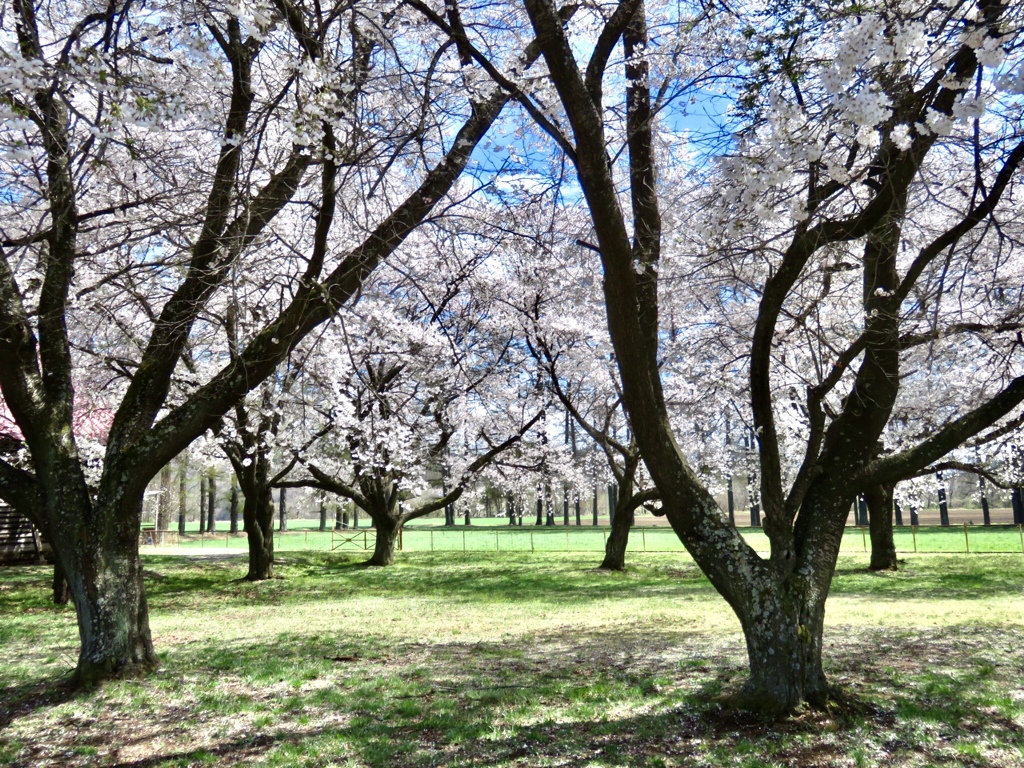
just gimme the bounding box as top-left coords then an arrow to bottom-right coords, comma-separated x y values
2,551 -> 1023,767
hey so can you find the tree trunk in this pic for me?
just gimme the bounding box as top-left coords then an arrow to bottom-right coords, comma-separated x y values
599,494 -> 634,570
239,489 -> 272,581
865,483 -> 898,571
726,474 -> 735,525
52,561 -> 70,605
278,487 -> 288,531
366,514 -> 400,566
237,466 -> 274,581
177,464 -> 187,536
198,474 -> 207,533
319,500 -> 327,531
229,478 -> 239,534
937,472 -> 950,526
731,585 -> 829,716
156,465 -> 171,532
207,474 -> 217,532
46,484 -> 159,686
979,476 -> 990,525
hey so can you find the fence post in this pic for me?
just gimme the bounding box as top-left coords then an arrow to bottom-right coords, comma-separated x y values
964,523 -> 969,554
642,528 -> 647,552
530,531 -> 535,552
912,525 -> 917,553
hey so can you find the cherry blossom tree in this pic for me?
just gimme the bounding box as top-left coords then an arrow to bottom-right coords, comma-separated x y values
414,0 -> 1024,713
0,0 -> 552,683
279,240 -> 547,565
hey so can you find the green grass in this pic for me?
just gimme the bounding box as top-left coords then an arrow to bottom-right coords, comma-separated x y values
2,552 -> 1024,767
159,522 -> 1024,556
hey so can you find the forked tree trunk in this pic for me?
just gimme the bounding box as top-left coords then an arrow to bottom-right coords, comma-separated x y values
717,487 -> 851,715
865,483 -> 898,571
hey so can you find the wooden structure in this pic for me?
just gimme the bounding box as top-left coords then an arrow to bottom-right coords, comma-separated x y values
0,503 -> 53,565
331,527 -> 401,551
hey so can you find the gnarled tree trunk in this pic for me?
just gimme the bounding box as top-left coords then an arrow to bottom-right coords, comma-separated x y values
47,474 -> 159,685
732,579 -> 830,713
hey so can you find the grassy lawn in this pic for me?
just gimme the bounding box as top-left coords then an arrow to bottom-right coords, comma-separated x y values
1,551 -> 1023,767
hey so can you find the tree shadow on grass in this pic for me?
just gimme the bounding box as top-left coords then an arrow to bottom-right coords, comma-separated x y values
4,625 -> 1024,767
828,556 -> 1024,601
0,676 -> 78,732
